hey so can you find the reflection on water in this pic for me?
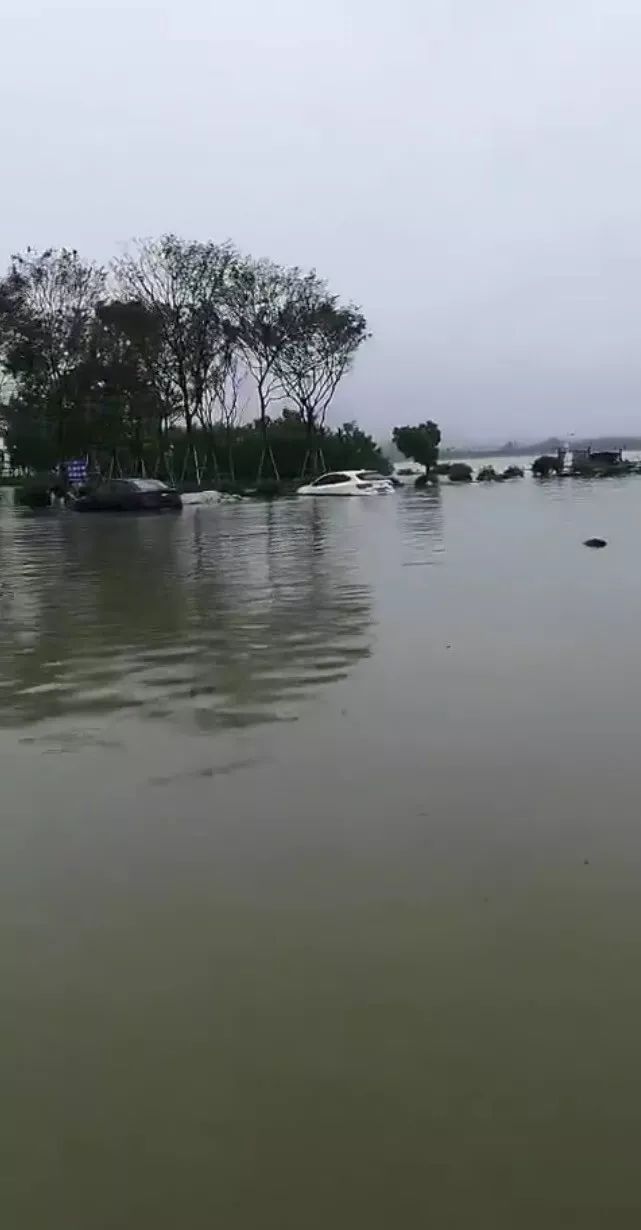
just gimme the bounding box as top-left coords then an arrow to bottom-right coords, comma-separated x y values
395,485 -> 445,565
0,501 -> 372,729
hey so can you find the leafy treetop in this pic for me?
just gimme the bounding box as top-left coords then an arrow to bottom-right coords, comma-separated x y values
392,421 -> 441,473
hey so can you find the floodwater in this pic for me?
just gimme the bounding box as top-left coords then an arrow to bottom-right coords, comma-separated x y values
2,476 -> 641,1228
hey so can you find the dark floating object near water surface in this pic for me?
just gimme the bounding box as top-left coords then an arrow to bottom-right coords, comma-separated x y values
583,538 -> 607,549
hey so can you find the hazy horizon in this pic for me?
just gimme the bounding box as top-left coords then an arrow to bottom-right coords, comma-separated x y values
3,0 -> 641,438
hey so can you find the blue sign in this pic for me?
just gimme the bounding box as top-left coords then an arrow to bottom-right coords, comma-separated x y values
66,459 -> 88,485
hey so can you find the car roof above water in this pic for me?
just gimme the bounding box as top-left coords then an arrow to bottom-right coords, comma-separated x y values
340,470 -> 388,479
108,478 -> 168,491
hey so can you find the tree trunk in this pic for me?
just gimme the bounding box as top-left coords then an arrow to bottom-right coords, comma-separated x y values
305,409 -> 322,476
225,427 -> 235,479
134,418 -> 143,475
268,444 -> 280,481
56,396 -> 65,466
192,443 -> 201,486
256,380 -> 269,481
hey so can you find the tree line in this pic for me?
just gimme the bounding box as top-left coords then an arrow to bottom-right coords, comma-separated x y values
0,238 -> 382,483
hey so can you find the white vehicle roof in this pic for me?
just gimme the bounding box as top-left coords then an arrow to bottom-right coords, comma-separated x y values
340,470 -> 391,479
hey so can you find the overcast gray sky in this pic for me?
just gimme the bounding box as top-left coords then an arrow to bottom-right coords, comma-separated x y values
3,0 -> 641,441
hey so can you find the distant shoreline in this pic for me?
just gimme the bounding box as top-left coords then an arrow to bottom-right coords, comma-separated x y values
443,437 -> 641,460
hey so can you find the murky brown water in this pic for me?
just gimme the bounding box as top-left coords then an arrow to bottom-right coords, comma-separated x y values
3,479 -> 641,1227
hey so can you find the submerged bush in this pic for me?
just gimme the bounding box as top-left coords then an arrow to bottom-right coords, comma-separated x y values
448,463 -> 473,483
532,455 -> 560,477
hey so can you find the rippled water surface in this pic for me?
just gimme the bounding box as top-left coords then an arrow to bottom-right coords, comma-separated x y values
3,479 -> 641,1227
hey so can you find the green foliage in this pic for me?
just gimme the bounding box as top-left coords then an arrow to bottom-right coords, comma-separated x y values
392,421 -> 441,474
0,240 -> 370,480
532,454 -> 560,477
477,465 -> 498,482
448,462 -> 473,483
159,417 -> 387,484
0,248 -> 106,461
477,464 -> 523,483
275,276 -> 369,444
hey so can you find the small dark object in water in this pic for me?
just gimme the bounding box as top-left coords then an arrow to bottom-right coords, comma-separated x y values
583,537 -> 607,548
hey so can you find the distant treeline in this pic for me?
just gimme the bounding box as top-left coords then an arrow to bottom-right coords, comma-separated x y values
0,238 -> 372,480
444,437 -> 641,459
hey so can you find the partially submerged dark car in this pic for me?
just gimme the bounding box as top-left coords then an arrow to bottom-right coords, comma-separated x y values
74,478 -> 182,513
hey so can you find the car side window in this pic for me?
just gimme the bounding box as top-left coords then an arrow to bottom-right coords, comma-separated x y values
313,473 -> 347,487
99,481 -> 126,494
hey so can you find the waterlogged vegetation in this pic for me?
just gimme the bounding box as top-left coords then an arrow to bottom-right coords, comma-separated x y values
0,240 -> 383,488
2,245 -> 640,501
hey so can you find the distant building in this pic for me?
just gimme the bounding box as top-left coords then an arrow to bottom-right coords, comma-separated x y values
572,447 -> 625,471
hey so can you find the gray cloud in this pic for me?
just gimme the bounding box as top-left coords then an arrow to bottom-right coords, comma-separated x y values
3,0 -> 641,440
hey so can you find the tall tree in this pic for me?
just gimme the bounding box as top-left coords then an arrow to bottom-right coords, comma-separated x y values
392,421 -> 441,478
227,258 -> 305,478
0,247 -> 105,459
112,236 -> 241,476
276,274 -> 369,474
207,344 -> 248,478
90,300 -> 171,472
